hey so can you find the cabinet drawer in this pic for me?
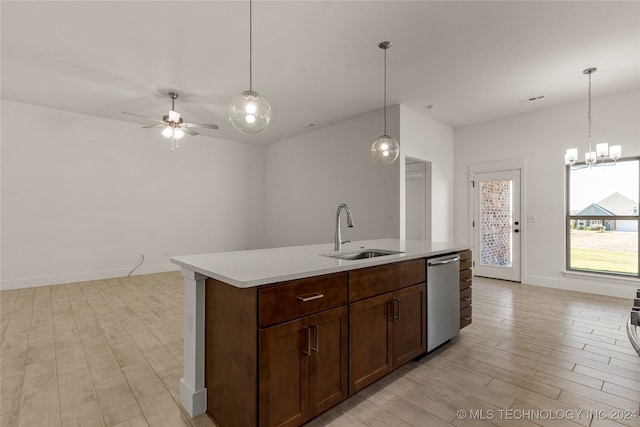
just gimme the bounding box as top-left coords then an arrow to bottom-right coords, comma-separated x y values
460,287 -> 472,310
259,273 -> 347,327
349,260 -> 425,302
459,250 -> 472,271
460,269 -> 472,290
460,306 -> 472,329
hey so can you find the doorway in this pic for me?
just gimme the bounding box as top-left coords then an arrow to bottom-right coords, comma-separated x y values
472,169 -> 521,281
405,158 -> 431,242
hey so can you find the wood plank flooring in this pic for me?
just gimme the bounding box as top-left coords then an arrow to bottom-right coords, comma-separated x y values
1,273 -> 639,427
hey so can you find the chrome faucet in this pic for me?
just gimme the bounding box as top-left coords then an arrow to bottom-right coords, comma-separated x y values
335,203 -> 355,251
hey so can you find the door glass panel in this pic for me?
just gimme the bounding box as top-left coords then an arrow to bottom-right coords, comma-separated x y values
480,179 -> 513,267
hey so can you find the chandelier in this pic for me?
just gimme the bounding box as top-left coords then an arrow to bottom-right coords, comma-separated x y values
565,67 -> 621,169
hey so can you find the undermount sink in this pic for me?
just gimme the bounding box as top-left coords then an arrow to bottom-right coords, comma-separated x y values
322,249 -> 404,261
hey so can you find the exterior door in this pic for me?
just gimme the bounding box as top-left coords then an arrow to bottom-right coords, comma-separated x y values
473,169 -> 521,281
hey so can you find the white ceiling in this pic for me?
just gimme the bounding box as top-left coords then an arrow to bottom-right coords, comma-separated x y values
2,1 -> 639,146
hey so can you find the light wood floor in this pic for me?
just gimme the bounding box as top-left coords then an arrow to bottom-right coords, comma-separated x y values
1,273 -> 639,427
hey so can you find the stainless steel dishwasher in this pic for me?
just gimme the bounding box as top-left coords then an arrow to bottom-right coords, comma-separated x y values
427,254 -> 460,352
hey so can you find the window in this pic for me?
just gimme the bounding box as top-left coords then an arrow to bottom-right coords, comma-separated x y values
566,157 -> 639,278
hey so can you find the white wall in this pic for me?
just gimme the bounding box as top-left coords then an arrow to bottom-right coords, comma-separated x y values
399,105 -> 454,243
453,89 -> 640,298
1,100 -> 265,290
262,107 -> 401,248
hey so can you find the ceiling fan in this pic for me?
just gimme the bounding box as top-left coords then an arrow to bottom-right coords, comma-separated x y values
122,92 -> 219,151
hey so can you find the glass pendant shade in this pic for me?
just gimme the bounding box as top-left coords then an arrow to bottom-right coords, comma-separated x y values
371,135 -> 400,164
229,89 -> 272,135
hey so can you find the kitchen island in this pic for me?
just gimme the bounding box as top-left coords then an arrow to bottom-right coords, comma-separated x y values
171,239 -> 471,426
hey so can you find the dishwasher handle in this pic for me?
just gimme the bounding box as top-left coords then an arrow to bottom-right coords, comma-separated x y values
428,256 -> 460,267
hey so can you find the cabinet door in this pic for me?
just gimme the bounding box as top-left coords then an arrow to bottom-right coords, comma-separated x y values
309,306 -> 348,418
392,283 -> 426,367
259,318 -> 310,427
349,293 -> 393,394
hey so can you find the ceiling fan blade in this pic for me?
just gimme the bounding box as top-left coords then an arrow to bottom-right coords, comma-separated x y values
181,126 -> 199,136
121,112 -> 165,123
142,124 -> 166,129
183,122 -> 219,130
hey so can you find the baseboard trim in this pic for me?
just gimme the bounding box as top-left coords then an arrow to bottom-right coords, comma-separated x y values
0,263 -> 180,291
521,274 -> 637,299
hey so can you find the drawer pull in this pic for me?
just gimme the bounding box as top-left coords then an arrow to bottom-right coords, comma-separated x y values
461,278 -> 472,283
297,293 -> 324,302
461,315 -> 471,321
460,297 -> 471,302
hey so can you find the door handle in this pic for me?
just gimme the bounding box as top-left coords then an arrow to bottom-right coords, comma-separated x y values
393,299 -> 400,320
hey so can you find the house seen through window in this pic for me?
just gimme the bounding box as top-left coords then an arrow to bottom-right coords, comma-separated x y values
567,157 -> 639,277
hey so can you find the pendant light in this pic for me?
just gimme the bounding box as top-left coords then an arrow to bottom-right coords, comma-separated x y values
565,67 -> 621,169
371,41 -> 399,164
229,0 -> 272,135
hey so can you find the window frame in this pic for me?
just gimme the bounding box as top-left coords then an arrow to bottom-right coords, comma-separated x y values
565,156 -> 640,279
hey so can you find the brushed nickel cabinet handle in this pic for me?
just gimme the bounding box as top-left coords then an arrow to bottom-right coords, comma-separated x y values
461,315 -> 471,321
461,278 -> 472,283
461,297 -> 471,302
297,293 -> 324,302
393,299 -> 400,320
310,324 -> 319,353
302,327 -> 311,356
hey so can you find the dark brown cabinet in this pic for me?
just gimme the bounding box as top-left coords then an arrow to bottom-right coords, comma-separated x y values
259,305 -> 348,427
203,253 -> 468,427
459,249 -> 473,329
392,284 -> 427,366
348,260 -> 426,395
349,283 -> 426,394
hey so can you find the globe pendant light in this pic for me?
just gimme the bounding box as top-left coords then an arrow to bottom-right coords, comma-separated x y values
229,0 -> 271,135
371,41 -> 399,164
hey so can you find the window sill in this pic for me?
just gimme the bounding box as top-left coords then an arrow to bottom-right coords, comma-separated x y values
563,270 -> 640,285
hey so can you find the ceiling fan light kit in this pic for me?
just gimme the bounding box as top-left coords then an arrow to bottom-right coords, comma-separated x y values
228,0 -> 272,135
122,91 -> 219,151
565,67 -> 622,169
371,41 -> 399,165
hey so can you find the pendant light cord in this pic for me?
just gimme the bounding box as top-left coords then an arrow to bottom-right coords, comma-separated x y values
249,0 -> 253,91
383,46 -> 387,135
587,71 -> 592,153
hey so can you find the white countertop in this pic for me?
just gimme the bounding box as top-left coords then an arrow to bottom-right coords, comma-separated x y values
171,239 -> 469,288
